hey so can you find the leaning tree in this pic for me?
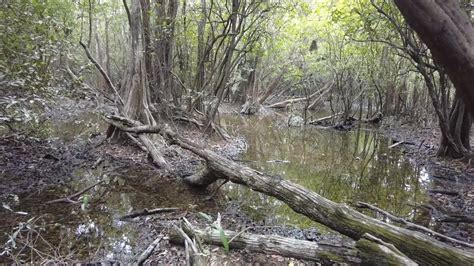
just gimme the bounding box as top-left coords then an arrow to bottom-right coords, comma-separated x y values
393,0 -> 474,116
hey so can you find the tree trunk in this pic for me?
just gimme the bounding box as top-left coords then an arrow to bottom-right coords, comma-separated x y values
110,0 -> 168,169
438,96 -> 472,158
155,0 -> 179,108
104,19 -> 112,82
393,0 -> 474,115
140,0 -> 154,91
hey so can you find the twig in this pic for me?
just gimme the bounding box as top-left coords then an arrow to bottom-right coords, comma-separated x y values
173,224 -> 198,254
136,236 -> 162,265
119,208 -> 180,220
388,141 -> 405,149
45,180 -> 104,204
79,41 -> 124,105
355,202 -> 474,248
205,179 -> 229,200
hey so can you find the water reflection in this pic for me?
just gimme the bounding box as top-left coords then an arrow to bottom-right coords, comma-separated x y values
220,114 -> 429,228
0,164 -> 216,262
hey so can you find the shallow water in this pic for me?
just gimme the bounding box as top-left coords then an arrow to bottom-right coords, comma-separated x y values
0,111 -> 216,263
220,114 -> 430,229
0,162 -> 216,262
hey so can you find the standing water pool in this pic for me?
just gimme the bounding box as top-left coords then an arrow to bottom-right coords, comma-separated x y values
220,114 -> 430,229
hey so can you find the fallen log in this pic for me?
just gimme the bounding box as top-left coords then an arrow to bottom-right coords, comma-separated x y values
309,112 -> 343,125
356,233 -> 417,265
105,116 -> 169,170
169,219 -> 360,264
355,202 -> 473,248
106,115 -> 474,265
266,91 -> 320,109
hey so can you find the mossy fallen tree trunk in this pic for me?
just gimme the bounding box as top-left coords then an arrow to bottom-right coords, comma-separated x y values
169,219 -> 360,264
106,114 -> 474,265
356,233 -> 418,265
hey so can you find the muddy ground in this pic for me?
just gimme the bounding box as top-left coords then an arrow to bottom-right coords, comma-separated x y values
379,118 -> 474,243
0,98 -> 472,264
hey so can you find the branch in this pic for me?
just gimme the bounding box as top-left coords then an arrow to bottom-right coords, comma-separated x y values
79,41 -> 124,105
355,202 -> 474,248
136,236 -> 162,265
119,208 -> 180,220
46,180 -> 104,204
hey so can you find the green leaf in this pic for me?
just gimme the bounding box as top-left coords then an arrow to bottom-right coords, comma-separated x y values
218,225 -> 229,252
81,194 -> 89,211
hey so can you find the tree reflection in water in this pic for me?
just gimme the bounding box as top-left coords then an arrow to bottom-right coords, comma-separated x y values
220,114 -> 429,229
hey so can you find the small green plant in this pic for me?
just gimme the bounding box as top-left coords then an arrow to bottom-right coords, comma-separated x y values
198,212 -> 230,252
212,213 -> 229,252
80,194 -> 89,211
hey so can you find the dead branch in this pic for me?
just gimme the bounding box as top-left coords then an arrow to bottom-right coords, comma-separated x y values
309,112 -> 343,125
79,41 -> 124,105
172,223 -> 208,265
45,180 -> 104,204
266,81 -> 332,109
356,233 -> 418,265
170,219 -> 360,264
119,208 -> 180,220
355,202 -> 474,248
136,236 -> 162,265
258,72 -> 284,105
307,81 -> 333,110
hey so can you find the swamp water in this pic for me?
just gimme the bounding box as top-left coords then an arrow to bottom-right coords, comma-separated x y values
220,114 -> 430,229
1,112 -> 431,262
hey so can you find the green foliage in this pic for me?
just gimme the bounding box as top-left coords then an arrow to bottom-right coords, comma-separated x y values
81,194 -> 89,211
1,0 -> 75,92
212,213 -> 229,252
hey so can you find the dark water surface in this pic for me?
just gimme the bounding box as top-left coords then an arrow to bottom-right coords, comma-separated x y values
220,114 -> 430,229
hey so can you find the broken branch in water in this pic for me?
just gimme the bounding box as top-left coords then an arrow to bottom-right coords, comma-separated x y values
355,202 -> 474,248
45,180 -> 104,204
119,207 -> 180,220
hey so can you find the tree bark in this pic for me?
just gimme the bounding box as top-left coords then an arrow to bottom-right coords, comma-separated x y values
393,0 -> 474,115
111,0 -> 168,169
170,220 -> 360,264
356,233 -> 418,265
